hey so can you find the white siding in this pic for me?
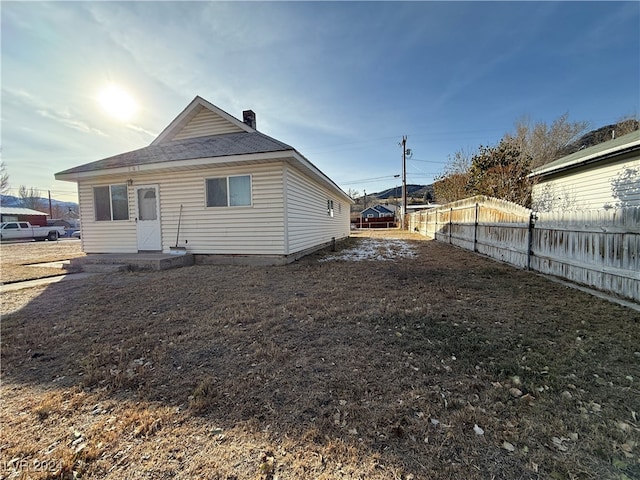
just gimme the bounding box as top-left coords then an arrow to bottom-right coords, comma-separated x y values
78,182 -> 138,253
285,166 -> 350,254
532,157 -> 640,211
170,106 -> 244,141
78,162 -> 286,255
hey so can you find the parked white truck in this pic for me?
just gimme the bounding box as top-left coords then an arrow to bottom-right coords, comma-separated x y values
0,222 -> 66,241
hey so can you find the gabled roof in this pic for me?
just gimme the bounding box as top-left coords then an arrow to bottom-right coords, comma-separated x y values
360,205 -> 395,215
55,131 -> 293,176
374,204 -> 395,213
55,96 -> 354,204
530,129 -> 640,178
152,96 -> 253,144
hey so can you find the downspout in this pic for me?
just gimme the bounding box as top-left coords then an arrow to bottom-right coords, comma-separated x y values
283,166 -> 289,255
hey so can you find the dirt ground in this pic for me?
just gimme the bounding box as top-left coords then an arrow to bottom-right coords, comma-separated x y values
1,230 -> 638,479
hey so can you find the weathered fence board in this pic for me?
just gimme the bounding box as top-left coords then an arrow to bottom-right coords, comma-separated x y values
408,196 -> 639,303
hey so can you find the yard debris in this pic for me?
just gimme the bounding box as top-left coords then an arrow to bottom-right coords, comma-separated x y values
551,436 -> 570,452
509,387 -> 523,398
473,424 -> 484,435
258,452 -> 276,478
502,441 -> 516,452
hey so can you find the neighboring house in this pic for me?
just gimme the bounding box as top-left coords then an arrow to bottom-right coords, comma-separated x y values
0,207 -> 48,226
529,130 -> 640,211
55,96 -> 353,264
360,204 -> 395,218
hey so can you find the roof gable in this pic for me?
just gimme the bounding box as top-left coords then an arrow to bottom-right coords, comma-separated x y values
151,96 -> 252,145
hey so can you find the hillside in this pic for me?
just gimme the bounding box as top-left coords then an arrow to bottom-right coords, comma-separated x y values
0,195 -> 78,216
557,119 -> 640,158
358,184 -> 435,202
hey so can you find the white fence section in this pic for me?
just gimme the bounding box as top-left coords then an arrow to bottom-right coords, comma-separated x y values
408,196 -> 640,303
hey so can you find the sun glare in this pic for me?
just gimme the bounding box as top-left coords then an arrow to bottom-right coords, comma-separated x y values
98,85 -> 138,121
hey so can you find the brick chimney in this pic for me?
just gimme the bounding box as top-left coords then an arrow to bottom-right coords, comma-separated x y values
243,110 -> 256,130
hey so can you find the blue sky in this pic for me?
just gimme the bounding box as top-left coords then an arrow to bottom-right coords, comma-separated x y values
2,1 -> 639,202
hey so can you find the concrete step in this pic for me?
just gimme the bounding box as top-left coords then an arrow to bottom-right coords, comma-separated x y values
81,263 -> 130,274
68,253 -> 194,273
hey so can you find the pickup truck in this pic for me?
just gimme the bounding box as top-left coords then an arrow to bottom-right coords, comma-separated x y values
0,221 -> 66,241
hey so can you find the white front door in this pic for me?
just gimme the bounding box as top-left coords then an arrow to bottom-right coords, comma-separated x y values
135,185 -> 162,251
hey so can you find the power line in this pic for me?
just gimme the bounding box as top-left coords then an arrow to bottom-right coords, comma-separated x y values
339,175 -> 400,185
409,158 -> 449,164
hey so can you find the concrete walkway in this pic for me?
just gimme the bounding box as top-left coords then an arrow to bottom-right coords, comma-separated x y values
0,272 -> 97,293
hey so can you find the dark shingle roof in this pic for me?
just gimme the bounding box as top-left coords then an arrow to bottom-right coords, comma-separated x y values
57,131 -> 294,175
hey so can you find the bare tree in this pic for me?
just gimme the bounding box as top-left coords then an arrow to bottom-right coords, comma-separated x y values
18,185 -> 44,211
0,161 -> 9,196
433,149 -> 473,203
505,114 -> 589,169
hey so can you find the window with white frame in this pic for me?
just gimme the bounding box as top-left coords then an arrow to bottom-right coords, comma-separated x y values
93,184 -> 129,221
206,175 -> 252,207
327,199 -> 334,217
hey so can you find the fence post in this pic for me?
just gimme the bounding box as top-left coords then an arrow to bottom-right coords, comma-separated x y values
449,208 -> 453,244
474,203 -> 479,252
527,211 -> 536,271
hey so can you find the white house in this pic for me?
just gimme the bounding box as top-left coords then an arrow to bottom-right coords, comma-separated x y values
529,130 -> 640,211
55,96 -> 353,264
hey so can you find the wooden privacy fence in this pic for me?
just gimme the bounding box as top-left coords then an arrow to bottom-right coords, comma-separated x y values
408,196 -> 640,303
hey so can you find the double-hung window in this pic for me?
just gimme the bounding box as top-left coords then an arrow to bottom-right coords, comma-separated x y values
206,175 -> 252,207
327,199 -> 334,217
94,185 -> 129,221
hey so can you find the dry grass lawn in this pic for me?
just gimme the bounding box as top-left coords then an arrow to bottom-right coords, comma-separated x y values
1,230 -> 639,479
0,240 -> 84,284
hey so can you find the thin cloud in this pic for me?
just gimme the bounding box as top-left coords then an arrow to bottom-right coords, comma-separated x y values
36,109 -> 107,137
126,123 -> 157,138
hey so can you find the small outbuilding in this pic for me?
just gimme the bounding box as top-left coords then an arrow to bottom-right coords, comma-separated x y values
530,130 -> 640,211
55,96 -> 353,264
0,207 -> 48,226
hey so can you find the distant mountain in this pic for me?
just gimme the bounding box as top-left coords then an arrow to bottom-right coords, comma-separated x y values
369,184 -> 435,201
1,195 -> 78,214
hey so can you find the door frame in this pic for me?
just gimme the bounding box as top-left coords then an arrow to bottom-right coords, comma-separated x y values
134,184 -> 162,252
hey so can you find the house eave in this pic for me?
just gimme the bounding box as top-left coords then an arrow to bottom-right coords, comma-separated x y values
529,141 -> 640,180
55,149 -> 354,204
55,151 -> 295,182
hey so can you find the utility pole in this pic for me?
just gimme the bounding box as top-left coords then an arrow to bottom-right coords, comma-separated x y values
401,136 -> 407,229
48,190 -> 53,218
